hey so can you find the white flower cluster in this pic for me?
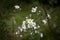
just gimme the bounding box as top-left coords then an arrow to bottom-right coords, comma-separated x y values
15,17 -> 41,35
15,16 -> 44,38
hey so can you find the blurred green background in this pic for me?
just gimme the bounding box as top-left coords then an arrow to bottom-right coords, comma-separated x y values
0,0 -> 60,40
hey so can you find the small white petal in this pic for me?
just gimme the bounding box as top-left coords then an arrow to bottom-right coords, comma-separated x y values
38,25 -> 40,28
27,24 -> 31,28
40,33 -> 43,38
15,32 -> 18,34
20,28 -> 23,32
39,11 -> 41,13
22,26 -> 27,30
30,32 -> 33,35
15,31 -> 19,34
31,10 -> 36,13
34,27 -> 38,30
26,17 -> 28,19
33,22 -> 36,26
14,5 -> 20,9
47,14 -> 51,19
42,19 -> 47,24
22,21 -> 26,24
20,35 -> 23,37
35,30 -> 38,33
35,7 -> 37,9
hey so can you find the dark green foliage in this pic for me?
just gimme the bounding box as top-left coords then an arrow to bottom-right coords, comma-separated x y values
0,0 -> 60,40
38,0 -> 60,8
0,0 -> 60,10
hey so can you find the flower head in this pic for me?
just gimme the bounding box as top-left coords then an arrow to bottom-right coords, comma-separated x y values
31,7 -> 37,13
42,19 -> 47,24
26,19 -> 34,24
14,5 -> 20,9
